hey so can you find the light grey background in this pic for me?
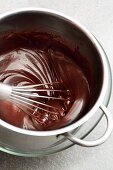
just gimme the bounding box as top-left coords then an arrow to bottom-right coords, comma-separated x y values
0,0 -> 113,170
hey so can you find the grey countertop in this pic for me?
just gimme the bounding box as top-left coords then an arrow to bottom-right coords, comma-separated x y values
1,0 -> 113,170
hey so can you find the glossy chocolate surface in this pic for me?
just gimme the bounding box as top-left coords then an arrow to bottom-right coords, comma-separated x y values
0,32 -> 90,130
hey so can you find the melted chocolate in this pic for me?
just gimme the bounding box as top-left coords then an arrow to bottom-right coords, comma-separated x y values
0,32 -> 90,130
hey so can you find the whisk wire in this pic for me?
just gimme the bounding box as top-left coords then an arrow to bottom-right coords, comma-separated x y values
0,82 -> 71,121
10,94 -> 63,115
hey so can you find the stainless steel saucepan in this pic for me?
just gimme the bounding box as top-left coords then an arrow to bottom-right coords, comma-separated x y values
0,8 -> 112,156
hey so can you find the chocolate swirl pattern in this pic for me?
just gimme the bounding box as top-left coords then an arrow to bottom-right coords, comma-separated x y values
0,32 -> 90,131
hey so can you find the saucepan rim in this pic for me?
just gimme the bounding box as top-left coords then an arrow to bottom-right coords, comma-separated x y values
0,7 -> 109,136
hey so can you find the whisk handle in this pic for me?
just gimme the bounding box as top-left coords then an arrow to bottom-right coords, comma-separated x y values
0,83 -> 12,100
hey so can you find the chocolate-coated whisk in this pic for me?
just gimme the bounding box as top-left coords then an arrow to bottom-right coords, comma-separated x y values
0,82 -> 71,122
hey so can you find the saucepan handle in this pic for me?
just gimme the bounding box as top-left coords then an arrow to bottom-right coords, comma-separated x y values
62,104 -> 113,147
